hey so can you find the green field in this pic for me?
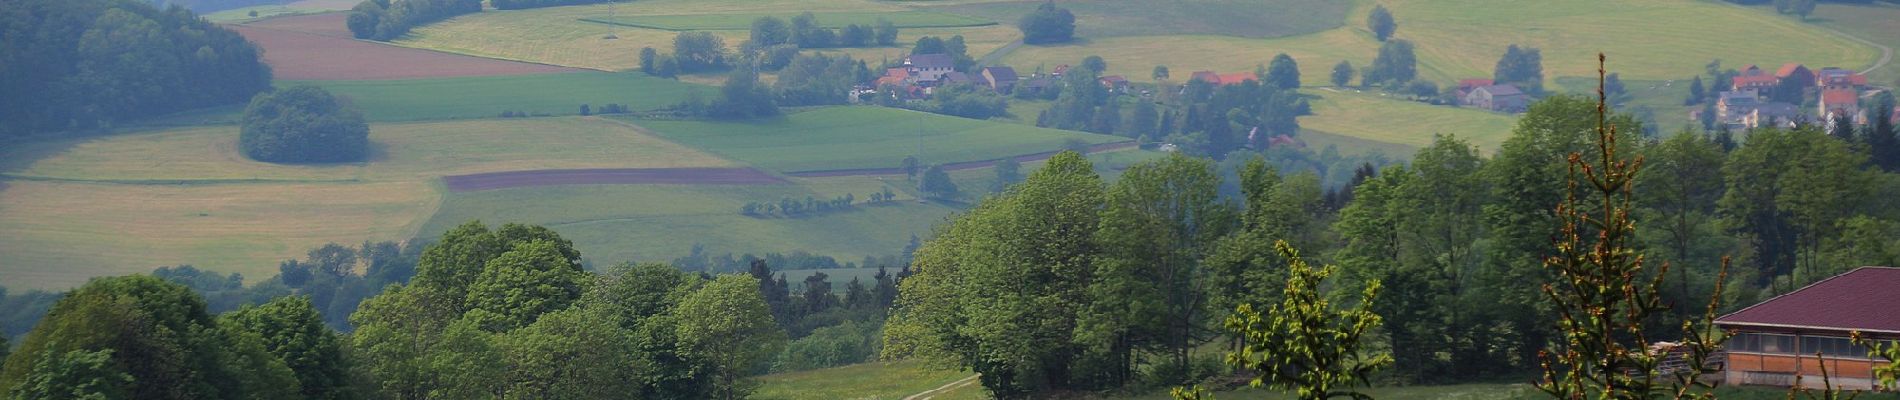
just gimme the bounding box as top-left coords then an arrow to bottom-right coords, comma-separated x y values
584,11 -> 994,31
932,0 -> 1349,39
1784,1 -> 1900,85
415,177 -> 959,268
201,0 -> 356,22
283,73 -> 707,122
752,360 -> 973,400
624,107 -> 1125,172
999,0 -> 1878,87
0,117 -> 732,290
1299,89 -> 1518,152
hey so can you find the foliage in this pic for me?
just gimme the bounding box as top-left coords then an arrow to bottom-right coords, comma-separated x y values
706,68 -> 781,120
920,83 -> 1009,120
5,349 -> 131,400
1018,1 -> 1077,45
464,240 -> 588,332
239,86 -> 371,164
1331,61 -> 1355,88
992,158 -> 1024,193
674,31 -> 731,73
0,0 -> 271,138
1493,45 -> 1545,94
1176,242 -> 1389,400
1718,126 -> 1871,287
1773,0 -> 1817,20
774,53 -> 871,106
220,296 -> 355,400
675,274 -> 789,400
775,320 -> 882,372
491,0 -> 608,10
1367,5 -> 1396,42
1365,40 -> 1417,85
1267,54 -> 1301,90
919,165 -> 960,200
346,0 -> 481,41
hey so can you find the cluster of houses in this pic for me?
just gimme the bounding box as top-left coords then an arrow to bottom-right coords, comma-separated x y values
1705,63 -> 1892,130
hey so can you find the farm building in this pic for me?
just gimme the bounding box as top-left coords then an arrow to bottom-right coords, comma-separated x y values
1732,65 -> 1778,98
1463,84 -> 1528,113
1716,267 -> 1900,390
905,54 -> 956,85
982,66 -> 1019,93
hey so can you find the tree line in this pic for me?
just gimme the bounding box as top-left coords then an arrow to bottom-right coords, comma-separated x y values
346,0 -> 481,41
0,0 -> 272,139
882,91 -> 1900,397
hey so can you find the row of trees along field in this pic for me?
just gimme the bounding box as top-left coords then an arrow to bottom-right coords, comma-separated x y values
346,0 -> 480,41
0,219 -> 908,399
0,0 -> 271,138
884,90 -> 1900,397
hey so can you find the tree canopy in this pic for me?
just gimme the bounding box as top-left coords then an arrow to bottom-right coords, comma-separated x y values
239,86 -> 371,164
1018,1 -> 1076,44
1367,5 -> 1397,41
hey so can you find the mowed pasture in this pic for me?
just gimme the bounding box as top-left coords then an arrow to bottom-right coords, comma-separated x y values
585,11 -> 993,31
932,0 -> 1350,39
999,0 -> 1877,86
1299,89 -> 1518,151
625,106 -> 1124,173
752,360 -> 974,400
0,117 -> 737,290
232,13 -> 581,80
394,0 -> 1014,71
1789,2 -> 1900,84
289,72 -> 707,121
415,176 -> 958,268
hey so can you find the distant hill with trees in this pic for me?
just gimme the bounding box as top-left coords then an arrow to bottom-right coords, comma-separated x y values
0,0 -> 272,138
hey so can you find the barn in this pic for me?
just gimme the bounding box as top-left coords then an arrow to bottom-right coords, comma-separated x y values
1715,267 -> 1900,390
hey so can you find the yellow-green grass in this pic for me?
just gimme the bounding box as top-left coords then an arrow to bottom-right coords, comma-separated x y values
0,117 -> 732,290
622,107 -> 1125,172
752,360 -> 974,400
1785,2 -> 1900,85
287,73 -> 707,122
393,0 -> 919,71
0,118 -> 730,183
585,11 -> 993,31
415,176 -> 958,268
1000,0 -> 1877,86
1300,89 -> 1517,152
932,0 -> 1349,39
1303,129 -> 1419,159
0,180 -> 438,290
201,0 -> 357,22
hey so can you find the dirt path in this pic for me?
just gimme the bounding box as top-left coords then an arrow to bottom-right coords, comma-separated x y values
442,167 -> 786,192
786,141 -> 1138,178
903,374 -> 981,400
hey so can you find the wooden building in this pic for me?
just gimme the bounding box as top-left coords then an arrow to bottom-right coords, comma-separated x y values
1715,267 -> 1900,390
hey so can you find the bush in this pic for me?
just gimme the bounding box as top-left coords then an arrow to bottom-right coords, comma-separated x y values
239,86 -> 371,164
1018,1 -> 1076,44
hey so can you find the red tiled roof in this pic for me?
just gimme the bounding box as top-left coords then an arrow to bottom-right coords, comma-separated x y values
1216,72 -> 1256,86
1775,63 -> 1808,78
1716,267 -> 1900,334
1458,78 -> 1494,89
1851,74 -> 1869,86
1821,88 -> 1858,106
1734,74 -> 1777,87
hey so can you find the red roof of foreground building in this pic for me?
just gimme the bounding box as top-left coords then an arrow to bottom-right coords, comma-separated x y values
1216,73 -> 1256,86
1734,74 -> 1778,87
1821,88 -> 1859,107
1716,267 -> 1900,334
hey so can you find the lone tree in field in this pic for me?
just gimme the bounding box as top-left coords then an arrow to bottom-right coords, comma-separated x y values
1018,0 -> 1076,44
919,165 -> 959,200
240,86 -> 371,164
1367,5 -> 1396,42
1331,60 -> 1355,87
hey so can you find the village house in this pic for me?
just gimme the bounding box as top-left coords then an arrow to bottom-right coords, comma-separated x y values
1776,63 -> 1815,94
1099,75 -> 1130,93
941,71 -> 981,87
1454,78 -> 1494,99
1716,267 -> 1900,390
1817,67 -> 1869,91
1820,88 -> 1860,122
1732,65 -> 1779,98
1739,102 -> 1803,129
1717,91 -> 1761,121
905,54 -> 956,86
981,66 -> 1019,94
1463,84 -> 1529,113
1051,64 -> 1071,78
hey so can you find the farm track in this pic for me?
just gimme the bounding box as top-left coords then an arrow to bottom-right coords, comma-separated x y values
231,13 -> 583,80
442,167 -> 788,192
785,141 -> 1138,178
902,374 -> 980,400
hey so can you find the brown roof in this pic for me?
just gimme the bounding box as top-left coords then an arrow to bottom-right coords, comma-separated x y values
1775,63 -> 1809,78
1734,74 -> 1778,87
1716,267 -> 1900,334
1822,88 -> 1859,107
1189,71 -> 1220,83
1458,78 -> 1494,90
1215,72 -> 1256,86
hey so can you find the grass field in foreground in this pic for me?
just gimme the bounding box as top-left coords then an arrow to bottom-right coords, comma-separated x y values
0,180 -> 438,290
932,0 -> 1348,39
0,117 -> 733,290
624,107 -> 1124,172
586,11 -> 993,31
1299,89 -> 1519,152
1000,0 -> 1876,86
286,72 -> 707,122
752,360 -> 972,400
415,176 -> 958,268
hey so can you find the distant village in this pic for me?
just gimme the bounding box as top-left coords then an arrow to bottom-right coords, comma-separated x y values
1696,64 -> 1892,131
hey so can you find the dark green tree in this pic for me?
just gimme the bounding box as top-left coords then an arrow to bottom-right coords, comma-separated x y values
1864,91 -> 1898,171
1266,53 -> 1300,89
1154,65 -> 1171,81
1686,76 -> 1705,105
674,274 -> 786,400
749,16 -> 790,47
464,240 -> 589,332
221,296 -> 355,400
1367,4 -> 1396,41
919,165 -> 959,199
1331,60 -> 1355,87
5,349 -> 131,400
240,86 -> 371,164
672,31 -> 729,73
1018,0 -> 1076,45
1365,39 -> 1417,85
875,18 -> 899,46
991,158 -> 1024,193
1493,44 -> 1544,93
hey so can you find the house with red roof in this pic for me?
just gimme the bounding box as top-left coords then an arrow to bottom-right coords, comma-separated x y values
1733,65 -> 1779,98
1454,78 -> 1494,100
1099,75 -> 1130,93
1715,267 -> 1900,390
1817,67 -> 1869,91
1188,70 -> 1220,84
1820,88 -> 1860,122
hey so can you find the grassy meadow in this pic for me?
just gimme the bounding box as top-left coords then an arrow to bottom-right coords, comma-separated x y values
624,107 -> 1124,172
290,72 -> 706,121
752,360 -> 974,400
1783,1 -> 1900,85
1299,89 -> 1519,152
585,11 -> 993,31
931,0 -> 1350,39
415,176 -> 958,268
0,117 -> 736,290
999,0 -> 1877,87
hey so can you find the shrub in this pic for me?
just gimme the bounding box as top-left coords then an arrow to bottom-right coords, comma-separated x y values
239,86 -> 371,164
